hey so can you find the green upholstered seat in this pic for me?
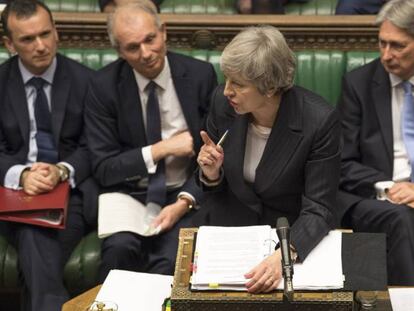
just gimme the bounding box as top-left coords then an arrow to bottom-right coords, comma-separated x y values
174,49 -> 224,83
64,232 -> 102,296
295,50 -> 345,105
0,50 -> 10,66
160,0 -> 236,14
285,0 -> 338,15
0,236 -> 19,289
60,48 -> 119,70
43,0 -> 100,12
345,51 -> 379,72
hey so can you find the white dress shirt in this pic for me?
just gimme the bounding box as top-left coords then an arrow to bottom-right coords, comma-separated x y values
133,57 -> 194,202
244,123 -> 271,183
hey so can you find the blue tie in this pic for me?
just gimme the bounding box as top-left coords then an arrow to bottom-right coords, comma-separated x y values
401,80 -> 414,180
27,77 -> 58,163
145,81 -> 167,206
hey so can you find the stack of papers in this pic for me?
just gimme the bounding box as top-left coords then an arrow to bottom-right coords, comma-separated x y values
191,226 -> 344,291
96,270 -> 173,311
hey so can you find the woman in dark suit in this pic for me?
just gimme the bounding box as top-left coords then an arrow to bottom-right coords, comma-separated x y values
196,26 -> 341,294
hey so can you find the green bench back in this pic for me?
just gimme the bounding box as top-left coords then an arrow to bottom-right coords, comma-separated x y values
285,0 -> 337,15
0,48 -> 379,105
44,0 -> 100,12
161,0 -> 236,14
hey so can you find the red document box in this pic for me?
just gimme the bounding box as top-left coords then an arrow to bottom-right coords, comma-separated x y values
0,182 -> 69,229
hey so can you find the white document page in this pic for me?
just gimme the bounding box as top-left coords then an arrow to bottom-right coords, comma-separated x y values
276,230 -> 344,290
98,192 -> 161,238
389,288 -> 414,311
192,225 -> 273,290
96,269 -> 173,311
191,226 -> 343,291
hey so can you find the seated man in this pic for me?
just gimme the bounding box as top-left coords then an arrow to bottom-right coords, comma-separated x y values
85,0 -> 217,281
0,0 -> 97,310
338,0 -> 414,285
335,0 -> 387,15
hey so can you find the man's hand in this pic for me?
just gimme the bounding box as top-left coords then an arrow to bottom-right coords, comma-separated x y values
244,249 -> 283,293
151,131 -> 195,162
387,182 -> 414,207
20,163 -> 60,195
197,131 -> 224,181
150,199 -> 188,233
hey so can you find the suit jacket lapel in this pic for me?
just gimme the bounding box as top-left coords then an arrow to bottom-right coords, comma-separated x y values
372,63 -> 393,163
168,53 -> 199,139
255,88 -> 303,193
118,62 -> 146,146
224,114 -> 263,214
51,55 -> 70,146
8,58 -> 30,145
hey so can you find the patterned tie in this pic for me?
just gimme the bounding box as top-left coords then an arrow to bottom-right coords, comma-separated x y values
145,81 -> 167,206
401,80 -> 414,180
27,77 -> 58,163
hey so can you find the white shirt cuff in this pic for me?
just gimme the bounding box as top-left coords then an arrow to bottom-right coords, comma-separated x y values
374,181 -> 395,201
177,191 -> 198,209
4,164 -> 29,190
142,145 -> 157,174
59,162 -> 76,188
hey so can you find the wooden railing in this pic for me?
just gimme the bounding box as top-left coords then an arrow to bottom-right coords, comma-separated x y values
49,13 -> 379,51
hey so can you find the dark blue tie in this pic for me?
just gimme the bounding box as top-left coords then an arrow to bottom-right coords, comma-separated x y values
27,77 -> 58,163
146,81 -> 166,206
402,81 -> 414,180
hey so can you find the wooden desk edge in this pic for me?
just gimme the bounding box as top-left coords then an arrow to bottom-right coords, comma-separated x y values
62,285 -> 101,311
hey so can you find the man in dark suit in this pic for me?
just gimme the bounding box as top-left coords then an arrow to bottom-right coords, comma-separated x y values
335,0 -> 387,15
338,0 -> 414,285
0,1 -> 96,310
85,0 -> 217,281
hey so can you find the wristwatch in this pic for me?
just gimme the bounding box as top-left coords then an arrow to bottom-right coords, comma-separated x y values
177,194 -> 194,211
56,164 -> 69,182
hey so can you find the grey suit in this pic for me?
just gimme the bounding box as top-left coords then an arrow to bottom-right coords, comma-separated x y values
194,84 -> 341,261
338,58 -> 414,285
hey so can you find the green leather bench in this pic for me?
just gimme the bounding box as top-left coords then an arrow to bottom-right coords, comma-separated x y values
42,0 -> 338,14
0,48 -> 379,298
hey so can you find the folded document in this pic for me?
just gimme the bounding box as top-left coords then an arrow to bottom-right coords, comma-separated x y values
98,192 -> 162,238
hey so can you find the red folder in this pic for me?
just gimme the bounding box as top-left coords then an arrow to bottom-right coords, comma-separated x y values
0,182 -> 69,229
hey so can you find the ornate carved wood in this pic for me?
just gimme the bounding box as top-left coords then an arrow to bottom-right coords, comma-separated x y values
43,13 -> 379,51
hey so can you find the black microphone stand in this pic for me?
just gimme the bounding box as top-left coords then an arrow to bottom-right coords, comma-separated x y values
276,217 -> 294,302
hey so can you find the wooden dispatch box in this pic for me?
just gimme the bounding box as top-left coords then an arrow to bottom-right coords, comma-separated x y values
171,228 -> 354,311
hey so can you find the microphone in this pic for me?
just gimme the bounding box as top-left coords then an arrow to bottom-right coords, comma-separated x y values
276,217 -> 294,302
